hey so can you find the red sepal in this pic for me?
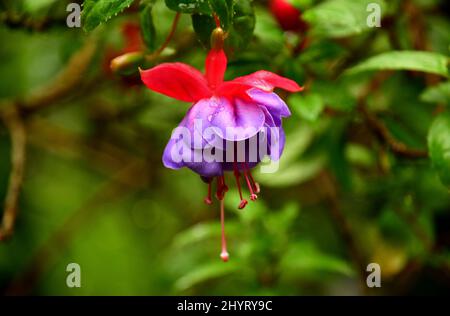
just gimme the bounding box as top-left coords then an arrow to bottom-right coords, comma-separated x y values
140,63 -> 212,102
232,70 -> 303,92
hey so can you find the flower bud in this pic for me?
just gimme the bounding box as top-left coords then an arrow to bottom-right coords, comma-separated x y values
110,51 -> 144,75
210,27 -> 225,50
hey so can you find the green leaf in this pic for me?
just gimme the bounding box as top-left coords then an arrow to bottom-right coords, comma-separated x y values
227,0 -> 255,51
252,6 -> 284,54
312,80 -> 356,111
140,0 -> 157,51
345,143 -> 375,167
191,14 -> 216,46
290,93 -> 324,121
257,156 -> 325,187
255,125 -> 324,187
290,0 -> 314,10
210,0 -> 231,30
191,0 -> 231,47
164,0 -> 212,14
82,0 -> 135,32
192,0 -> 255,52
346,51 -> 449,77
175,262 -> 241,291
279,241 -> 355,278
303,0 -> 386,38
264,203 -> 300,233
172,222 -> 240,249
271,125 -> 314,166
23,0 -> 58,13
420,81 -> 450,105
428,113 -> 450,187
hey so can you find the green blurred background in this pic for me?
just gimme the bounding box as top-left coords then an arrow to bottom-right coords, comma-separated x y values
0,0 -> 449,295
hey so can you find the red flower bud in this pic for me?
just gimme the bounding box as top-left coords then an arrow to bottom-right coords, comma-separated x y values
269,0 -> 308,32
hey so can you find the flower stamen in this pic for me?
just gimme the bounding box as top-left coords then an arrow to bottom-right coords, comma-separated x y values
215,175 -> 228,201
233,162 -> 248,209
204,181 -> 213,205
242,163 -> 258,201
245,162 -> 260,194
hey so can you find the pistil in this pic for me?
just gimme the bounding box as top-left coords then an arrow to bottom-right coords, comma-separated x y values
244,162 -> 261,194
219,198 -> 229,262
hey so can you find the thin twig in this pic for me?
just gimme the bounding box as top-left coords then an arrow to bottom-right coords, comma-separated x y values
359,105 -> 428,158
403,0 -> 429,52
317,171 -> 368,292
357,73 -> 428,159
146,12 -> 181,61
0,39 -> 97,241
0,11 -> 68,32
27,117 -> 146,185
0,108 -> 27,241
403,0 -> 441,87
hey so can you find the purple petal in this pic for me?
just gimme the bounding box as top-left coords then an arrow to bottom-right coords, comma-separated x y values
184,98 -> 225,149
163,134 -> 224,177
163,128 -> 202,169
185,159 -> 224,177
162,137 -> 187,170
207,97 -> 265,142
179,104 -> 213,150
248,89 -> 291,118
267,126 -> 285,161
259,105 -> 281,127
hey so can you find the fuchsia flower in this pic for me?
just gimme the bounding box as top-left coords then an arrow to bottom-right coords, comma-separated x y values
140,27 -> 302,261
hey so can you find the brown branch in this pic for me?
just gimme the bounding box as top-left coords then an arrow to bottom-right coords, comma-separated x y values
5,161 -> 148,295
403,0 -> 429,52
0,11 -> 68,32
0,38 -> 97,119
359,105 -> 428,159
19,39 -> 98,113
26,117 -> 146,185
0,107 -> 27,241
0,39 -> 97,241
357,73 -> 428,159
403,0 -> 442,87
317,171 -> 368,292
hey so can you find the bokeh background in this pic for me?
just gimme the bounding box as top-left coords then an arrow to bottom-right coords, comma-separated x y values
0,0 -> 449,295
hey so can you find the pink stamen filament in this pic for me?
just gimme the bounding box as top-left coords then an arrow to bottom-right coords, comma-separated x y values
253,182 -> 261,194
215,176 -> 226,200
233,162 -> 248,209
204,181 -> 212,205
220,198 -> 229,262
244,162 -> 260,194
242,163 -> 258,201
221,176 -> 229,194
